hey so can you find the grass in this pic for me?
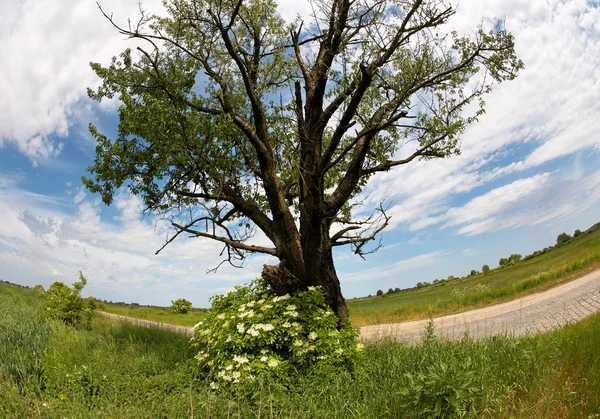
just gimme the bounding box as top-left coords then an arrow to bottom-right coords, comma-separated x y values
348,225 -> 600,326
101,302 -> 206,327
2,281 -> 600,418
98,225 -> 600,329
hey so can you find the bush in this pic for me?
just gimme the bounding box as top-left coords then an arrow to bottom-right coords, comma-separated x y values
482,265 -> 490,275
43,272 -> 97,329
470,269 -> 477,276
556,232 -> 571,246
191,280 -> 361,388
376,289 -> 384,296
171,298 -> 192,314
33,284 -> 45,296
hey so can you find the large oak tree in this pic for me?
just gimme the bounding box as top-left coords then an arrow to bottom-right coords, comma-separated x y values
85,0 -> 522,325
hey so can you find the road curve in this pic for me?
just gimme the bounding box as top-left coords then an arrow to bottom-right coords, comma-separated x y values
361,267 -> 600,343
98,268 -> 600,344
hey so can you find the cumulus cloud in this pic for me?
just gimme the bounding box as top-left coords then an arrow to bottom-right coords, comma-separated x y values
0,174 -> 274,304
0,0 -> 164,164
359,0 -> 600,235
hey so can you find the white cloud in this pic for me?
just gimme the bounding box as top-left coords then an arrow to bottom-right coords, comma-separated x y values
0,0 -> 164,164
340,251 -> 447,282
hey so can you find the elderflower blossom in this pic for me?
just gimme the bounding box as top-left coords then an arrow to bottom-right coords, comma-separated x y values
225,364 -> 233,371
308,331 -> 317,340
247,327 -> 259,337
233,355 -> 249,364
260,356 -> 268,362
273,294 -> 290,302
282,322 -> 292,328
335,348 -> 344,355
286,310 -> 299,318
192,321 -> 203,331
286,304 -> 297,311
293,339 -> 305,347
267,359 -> 279,368
246,301 -> 255,307
217,313 -> 226,320
357,343 -> 364,351
210,382 -> 218,390
308,286 -> 318,291
257,299 -> 265,304
232,371 -> 241,379
237,323 -> 245,334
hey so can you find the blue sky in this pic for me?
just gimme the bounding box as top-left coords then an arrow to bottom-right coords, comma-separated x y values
1,0 -> 599,307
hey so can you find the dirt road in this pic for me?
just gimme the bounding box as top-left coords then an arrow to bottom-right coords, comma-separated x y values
98,267 -> 600,344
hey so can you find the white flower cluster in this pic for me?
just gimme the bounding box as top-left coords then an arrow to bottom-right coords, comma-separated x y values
272,294 -> 290,302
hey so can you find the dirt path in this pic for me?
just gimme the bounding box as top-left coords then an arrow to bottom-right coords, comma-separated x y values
98,268 -> 600,344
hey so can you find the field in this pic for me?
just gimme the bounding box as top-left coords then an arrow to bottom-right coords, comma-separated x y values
101,303 -> 207,327
2,281 -> 600,418
348,226 -> 600,326
101,225 -> 600,328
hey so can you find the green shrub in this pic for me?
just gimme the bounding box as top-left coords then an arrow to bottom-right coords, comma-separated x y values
171,298 -> 192,314
44,272 -> 97,329
33,284 -> 46,296
191,280 -> 361,388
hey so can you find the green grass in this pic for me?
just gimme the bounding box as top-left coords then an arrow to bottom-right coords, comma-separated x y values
348,226 -> 600,326
2,281 -> 600,418
101,302 -> 207,327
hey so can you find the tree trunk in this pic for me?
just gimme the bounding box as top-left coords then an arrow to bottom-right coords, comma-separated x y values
261,231 -> 349,327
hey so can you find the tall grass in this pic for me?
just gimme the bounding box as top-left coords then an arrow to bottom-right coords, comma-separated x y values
2,280 -> 600,418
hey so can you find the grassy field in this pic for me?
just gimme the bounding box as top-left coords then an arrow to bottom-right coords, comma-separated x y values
100,225 -> 600,328
101,303 -> 206,327
348,226 -> 600,326
2,281 -> 600,418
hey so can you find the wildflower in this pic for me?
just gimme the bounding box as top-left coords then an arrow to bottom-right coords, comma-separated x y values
293,339 -> 304,347
237,323 -> 245,334
247,328 -> 259,337
233,355 -> 249,364
222,375 -> 232,382
282,321 -> 292,328
273,294 -> 290,302
268,359 -> 279,368
286,311 -> 299,317
292,322 -> 302,330
308,331 -> 317,340
262,323 -> 274,331
210,382 -> 218,390
232,371 -> 241,379
260,356 -> 268,362
286,304 -> 297,311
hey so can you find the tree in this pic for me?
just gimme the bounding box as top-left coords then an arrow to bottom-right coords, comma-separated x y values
44,272 -> 97,329
85,0 -> 522,326
470,269 -> 477,276
386,288 -> 395,295
376,289 -> 383,296
556,233 -> 571,246
498,257 -> 508,267
394,287 -> 401,293
482,264 -> 490,275
574,229 -> 582,238
171,298 -> 193,314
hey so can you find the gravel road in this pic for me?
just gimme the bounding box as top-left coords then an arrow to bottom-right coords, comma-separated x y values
98,268 -> 600,344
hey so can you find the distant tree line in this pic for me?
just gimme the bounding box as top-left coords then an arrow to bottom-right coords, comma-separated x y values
366,221 -> 600,298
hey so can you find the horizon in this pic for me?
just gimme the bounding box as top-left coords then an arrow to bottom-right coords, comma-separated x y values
1,0 -> 599,308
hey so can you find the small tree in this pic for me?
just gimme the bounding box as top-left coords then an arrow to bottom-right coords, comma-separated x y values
33,284 -> 46,296
171,298 -> 193,314
470,269 -> 477,276
386,288 -> 395,295
498,257 -> 508,267
574,229 -> 582,238
482,265 -> 490,275
395,287 -> 401,293
556,233 -> 571,246
44,272 -> 97,329
376,289 -> 384,296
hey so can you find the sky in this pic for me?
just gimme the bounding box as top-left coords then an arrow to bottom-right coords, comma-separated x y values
1,0 -> 599,307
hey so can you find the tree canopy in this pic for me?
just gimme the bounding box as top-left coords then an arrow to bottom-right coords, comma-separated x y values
85,0 -> 522,324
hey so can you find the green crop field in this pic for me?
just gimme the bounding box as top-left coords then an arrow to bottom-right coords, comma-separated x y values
348,225 -> 600,326
2,281 -> 600,418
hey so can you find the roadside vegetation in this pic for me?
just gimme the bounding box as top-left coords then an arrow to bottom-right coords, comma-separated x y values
349,223 -> 600,326
2,281 -> 599,418
101,302 -> 207,327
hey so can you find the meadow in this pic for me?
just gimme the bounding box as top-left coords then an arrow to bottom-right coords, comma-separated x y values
101,224 -> 600,328
1,281 -> 600,418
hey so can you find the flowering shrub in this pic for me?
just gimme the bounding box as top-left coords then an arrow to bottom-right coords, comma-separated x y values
171,298 -> 192,314
33,284 -> 46,297
44,272 -> 97,329
191,280 -> 362,388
